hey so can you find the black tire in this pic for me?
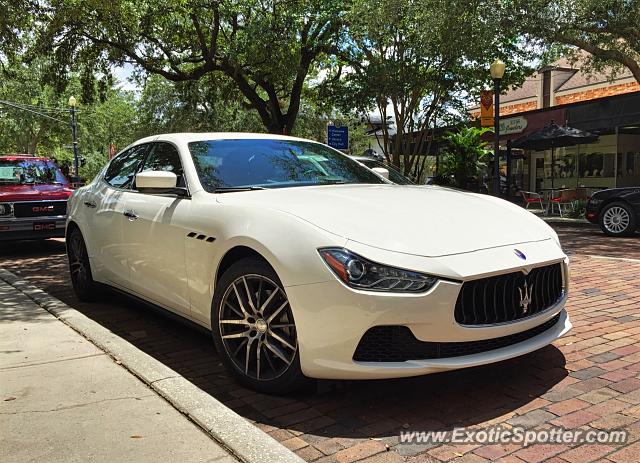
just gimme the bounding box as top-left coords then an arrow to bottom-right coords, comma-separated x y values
211,257 -> 309,394
66,227 -> 99,301
599,201 -> 637,237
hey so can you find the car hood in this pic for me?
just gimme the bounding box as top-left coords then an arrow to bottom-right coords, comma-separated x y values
0,184 -> 73,202
216,184 -> 555,257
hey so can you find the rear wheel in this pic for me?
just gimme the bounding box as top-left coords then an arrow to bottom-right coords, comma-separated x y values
599,202 -> 637,237
211,257 -> 307,394
66,227 -> 99,301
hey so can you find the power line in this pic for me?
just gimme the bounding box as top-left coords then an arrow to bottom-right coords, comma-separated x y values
0,99 -> 68,124
0,99 -> 91,114
0,98 -> 72,112
4,101 -> 70,113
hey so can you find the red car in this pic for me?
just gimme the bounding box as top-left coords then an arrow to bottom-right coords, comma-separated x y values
0,154 -> 74,241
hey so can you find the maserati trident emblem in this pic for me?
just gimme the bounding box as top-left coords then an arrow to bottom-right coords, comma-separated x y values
518,281 -> 533,314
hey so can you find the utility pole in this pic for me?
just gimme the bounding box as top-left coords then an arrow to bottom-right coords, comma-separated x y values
68,96 -> 79,184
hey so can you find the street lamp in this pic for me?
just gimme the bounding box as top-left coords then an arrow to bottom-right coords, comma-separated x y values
68,96 -> 79,184
490,59 -> 506,196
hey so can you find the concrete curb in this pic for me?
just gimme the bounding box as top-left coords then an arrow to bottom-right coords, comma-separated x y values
0,268 -> 304,463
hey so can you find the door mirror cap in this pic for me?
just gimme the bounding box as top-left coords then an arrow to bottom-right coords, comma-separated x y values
137,171 -> 177,189
371,167 -> 390,180
136,171 -> 187,196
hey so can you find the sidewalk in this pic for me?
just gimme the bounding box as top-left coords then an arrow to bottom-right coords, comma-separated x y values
0,279 -> 237,463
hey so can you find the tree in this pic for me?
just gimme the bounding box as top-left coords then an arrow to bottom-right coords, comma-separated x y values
0,0 -> 35,72
508,0 -> 640,82
0,59 -> 137,181
33,0 -> 348,134
438,126 -> 491,190
134,74 -> 263,137
0,60 -> 71,154
324,0 -> 531,177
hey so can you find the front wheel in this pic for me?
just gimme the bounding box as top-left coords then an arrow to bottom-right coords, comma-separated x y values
599,202 -> 637,237
211,257 -> 308,394
66,227 -> 99,301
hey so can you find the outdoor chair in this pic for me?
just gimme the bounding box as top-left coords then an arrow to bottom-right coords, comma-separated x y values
548,189 -> 576,218
520,191 -> 546,212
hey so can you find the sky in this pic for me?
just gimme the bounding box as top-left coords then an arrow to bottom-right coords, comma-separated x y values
113,63 -> 139,93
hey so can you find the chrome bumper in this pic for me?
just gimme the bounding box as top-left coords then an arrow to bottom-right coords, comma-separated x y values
0,215 -> 66,241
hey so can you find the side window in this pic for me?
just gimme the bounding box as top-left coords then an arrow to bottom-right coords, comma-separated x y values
104,145 -> 148,189
139,143 -> 186,188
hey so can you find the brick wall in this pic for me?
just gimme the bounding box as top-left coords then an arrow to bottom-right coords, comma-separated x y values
555,81 -> 640,105
501,101 -> 538,116
469,100 -> 536,121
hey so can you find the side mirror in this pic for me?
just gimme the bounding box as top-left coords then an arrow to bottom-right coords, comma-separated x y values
371,167 -> 390,180
136,171 -> 187,196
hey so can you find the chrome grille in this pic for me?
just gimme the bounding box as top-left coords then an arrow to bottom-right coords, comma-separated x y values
454,263 -> 564,326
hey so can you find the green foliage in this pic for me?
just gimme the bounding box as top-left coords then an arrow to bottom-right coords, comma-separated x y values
50,146 -> 109,183
438,126 -> 491,190
322,0 -> 532,178
0,59 -> 137,182
32,0 -> 349,134
567,199 -> 588,219
0,0 -> 34,71
506,0 -> 640,82
0,61 -> 64,154
134,74 -> 264,137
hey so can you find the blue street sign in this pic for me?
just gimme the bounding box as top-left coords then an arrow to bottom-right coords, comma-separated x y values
327,125 -> 348,150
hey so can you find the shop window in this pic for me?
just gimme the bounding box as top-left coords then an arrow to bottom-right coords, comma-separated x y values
556,151 -> 577,179
617,151 -> 640,187
579,153 -> 604,177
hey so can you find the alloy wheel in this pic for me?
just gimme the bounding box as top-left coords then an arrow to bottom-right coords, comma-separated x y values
218,274 -> 297,381
68,232 -> 88,287
603,206 -> 630,234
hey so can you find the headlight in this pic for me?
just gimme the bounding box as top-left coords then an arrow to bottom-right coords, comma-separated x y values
0,203 -> 13,217
319,248 -> 438,292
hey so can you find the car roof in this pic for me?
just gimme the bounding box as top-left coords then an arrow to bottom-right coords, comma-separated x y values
134,132 -> 320,146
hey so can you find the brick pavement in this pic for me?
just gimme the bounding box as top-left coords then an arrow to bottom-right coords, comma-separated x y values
1,223 -> 639,463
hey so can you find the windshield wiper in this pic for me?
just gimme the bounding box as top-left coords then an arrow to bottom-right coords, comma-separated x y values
213,186 -> 267,193
316,179 -> 350,185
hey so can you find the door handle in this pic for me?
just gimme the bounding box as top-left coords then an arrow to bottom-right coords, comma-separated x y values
83,200 -> 97,208
123,210 -> 138,220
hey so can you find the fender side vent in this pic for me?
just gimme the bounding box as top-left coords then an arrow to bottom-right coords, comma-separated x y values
187,232 -> 215,243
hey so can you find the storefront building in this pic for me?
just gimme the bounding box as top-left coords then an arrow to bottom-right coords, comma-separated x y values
469,56 -> 640,193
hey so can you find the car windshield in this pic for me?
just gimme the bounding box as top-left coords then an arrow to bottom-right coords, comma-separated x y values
0,159 -> 67,185
359,159 -> 413,185
188,139 -> 385,191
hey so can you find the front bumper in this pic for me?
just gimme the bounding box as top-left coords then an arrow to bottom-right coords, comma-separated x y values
286,240 -> 571,380
585,200 -> 601,223
0,216 -> 66,241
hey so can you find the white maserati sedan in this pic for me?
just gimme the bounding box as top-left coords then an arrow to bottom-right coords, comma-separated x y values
66,133 -> 571,393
